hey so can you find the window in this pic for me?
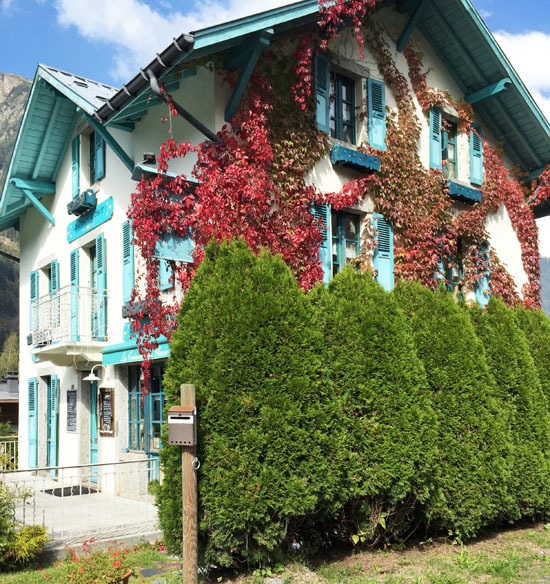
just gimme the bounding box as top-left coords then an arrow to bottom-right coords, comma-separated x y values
89,131 -> 105,184
330,72 -> 355,143
331,211 -> 360,276
315,53 -> 386,150
128,364 -> 165,453
442,119 -> 457,179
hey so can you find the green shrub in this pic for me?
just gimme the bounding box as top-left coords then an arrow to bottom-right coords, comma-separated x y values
309,268 -> 436,545
470,297 -> 550,519
158,239 -> 342,567
393,282 -> 509,538
0,483 -> 48,570
514,305 -> 550,405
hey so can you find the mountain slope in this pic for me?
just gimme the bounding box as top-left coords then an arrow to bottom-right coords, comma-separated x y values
0,72 -> 31,192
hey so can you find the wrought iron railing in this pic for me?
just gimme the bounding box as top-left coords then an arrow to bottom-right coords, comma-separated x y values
0,458 -> 158,540
31,285 -> 109,345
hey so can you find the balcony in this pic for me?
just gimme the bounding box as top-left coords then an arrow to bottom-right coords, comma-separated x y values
31,285 -> 109,365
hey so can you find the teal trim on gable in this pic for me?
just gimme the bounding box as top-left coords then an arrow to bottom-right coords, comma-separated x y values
397,0 -> 428,52
465,78 -> 512,104
224,29 -> 273,122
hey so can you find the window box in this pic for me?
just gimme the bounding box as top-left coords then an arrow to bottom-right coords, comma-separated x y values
447,180 -> 482,204
330,144 -> 381,172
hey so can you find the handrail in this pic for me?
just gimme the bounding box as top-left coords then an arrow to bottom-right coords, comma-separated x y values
1,457 -> 153,474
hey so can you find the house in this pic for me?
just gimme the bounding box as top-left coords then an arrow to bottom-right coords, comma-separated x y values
0,371 -> 18,432
2,0 -> 550,492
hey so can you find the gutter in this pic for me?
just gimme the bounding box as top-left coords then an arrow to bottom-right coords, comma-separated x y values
93,33 -> 195,123
147,70 -> 221,143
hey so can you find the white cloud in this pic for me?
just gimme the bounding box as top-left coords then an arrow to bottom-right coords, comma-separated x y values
1,0 -> 14,12
479,9 -> 492,19
494,30 -> 550,119
54,0 -> 298,82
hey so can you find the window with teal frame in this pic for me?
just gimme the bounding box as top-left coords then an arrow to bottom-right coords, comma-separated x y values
442,119 -> 457,179
330,72 -> 355,143
128,364 -> 165,453
331,210 -> 360,276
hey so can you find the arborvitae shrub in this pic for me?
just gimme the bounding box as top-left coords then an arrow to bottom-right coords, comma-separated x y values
158,239 -> 342,567
309,268 -> 436,545
514,305 -> 550,405
393,282 -> 509,538
470,298 -> 550,518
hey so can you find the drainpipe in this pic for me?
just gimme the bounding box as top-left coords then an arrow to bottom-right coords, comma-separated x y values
147,70 -> 221,143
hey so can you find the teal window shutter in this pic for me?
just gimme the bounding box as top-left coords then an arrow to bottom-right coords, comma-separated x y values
49,260 -> 59,294
312,203 -> 332,284
470,123 -> 483,186
159,259 -> 173,291
70,249 -> 79,341
94,132 -> 106,182
30,270 -> 39,333
429,107 -> 442,170
475,242 -> 490,307
48,375 -> 59,477
122,221 -> 134,302
372,212 -> 394,291
368,78 -> 387,151
96,233 -> 107,340
71,136 -> 80,197
50,259 -> 60,328
28,378 -> 38,469
315,52 -> 330,134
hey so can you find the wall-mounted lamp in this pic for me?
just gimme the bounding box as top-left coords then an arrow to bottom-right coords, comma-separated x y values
83,364 -> 112,388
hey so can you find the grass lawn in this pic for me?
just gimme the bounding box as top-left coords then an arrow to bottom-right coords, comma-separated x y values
3,522 -> 550,583
215,521 -> 550,583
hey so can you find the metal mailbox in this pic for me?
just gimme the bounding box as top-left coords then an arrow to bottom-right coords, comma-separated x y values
168,405 -> 197,446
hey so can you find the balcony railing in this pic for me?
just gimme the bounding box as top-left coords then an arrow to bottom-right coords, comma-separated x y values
0,435 -> 19,470
31,285 -> 109,345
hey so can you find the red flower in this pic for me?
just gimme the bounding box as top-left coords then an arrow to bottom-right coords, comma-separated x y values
113,561 -> 121,568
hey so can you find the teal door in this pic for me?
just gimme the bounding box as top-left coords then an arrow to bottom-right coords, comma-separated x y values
28,378 -> 38,469
90,381 -> 98,483
46,375 -> 59,477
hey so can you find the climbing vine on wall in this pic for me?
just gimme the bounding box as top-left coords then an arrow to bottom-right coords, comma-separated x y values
128,0 -> 547,382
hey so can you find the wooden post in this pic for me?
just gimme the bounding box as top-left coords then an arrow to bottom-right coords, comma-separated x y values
181,384 -> 198,584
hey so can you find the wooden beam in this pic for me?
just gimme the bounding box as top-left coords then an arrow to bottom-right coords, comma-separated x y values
10,177 -> 56,194
465,78 -> 512,104
397,0 -> 428,52
224,29 -> 273,123
80,111 -> 135,173
10,182 -> 55,225
32,99 -> 62,180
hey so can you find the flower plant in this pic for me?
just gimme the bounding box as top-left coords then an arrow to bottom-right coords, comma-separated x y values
60,540 -> 131,584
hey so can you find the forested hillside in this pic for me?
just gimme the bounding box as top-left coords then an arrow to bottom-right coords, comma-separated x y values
0,72 -> 29,354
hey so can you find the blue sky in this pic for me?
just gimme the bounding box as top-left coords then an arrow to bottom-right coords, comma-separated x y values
1,0 -> 548,90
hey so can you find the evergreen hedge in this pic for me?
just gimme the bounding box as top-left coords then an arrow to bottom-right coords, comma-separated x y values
310,268 -> 437,544
157,240 -> 550,566
393,282 -> 509,538
514,305 -> 550,405
470,298 -> 550,519
158,239 -> 342,567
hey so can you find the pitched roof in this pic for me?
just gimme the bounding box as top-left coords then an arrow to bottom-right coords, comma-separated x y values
0,65 -> 117,231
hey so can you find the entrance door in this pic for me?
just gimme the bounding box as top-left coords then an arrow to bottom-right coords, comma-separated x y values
90,381 -> 98,483
46,375 -> 59,477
